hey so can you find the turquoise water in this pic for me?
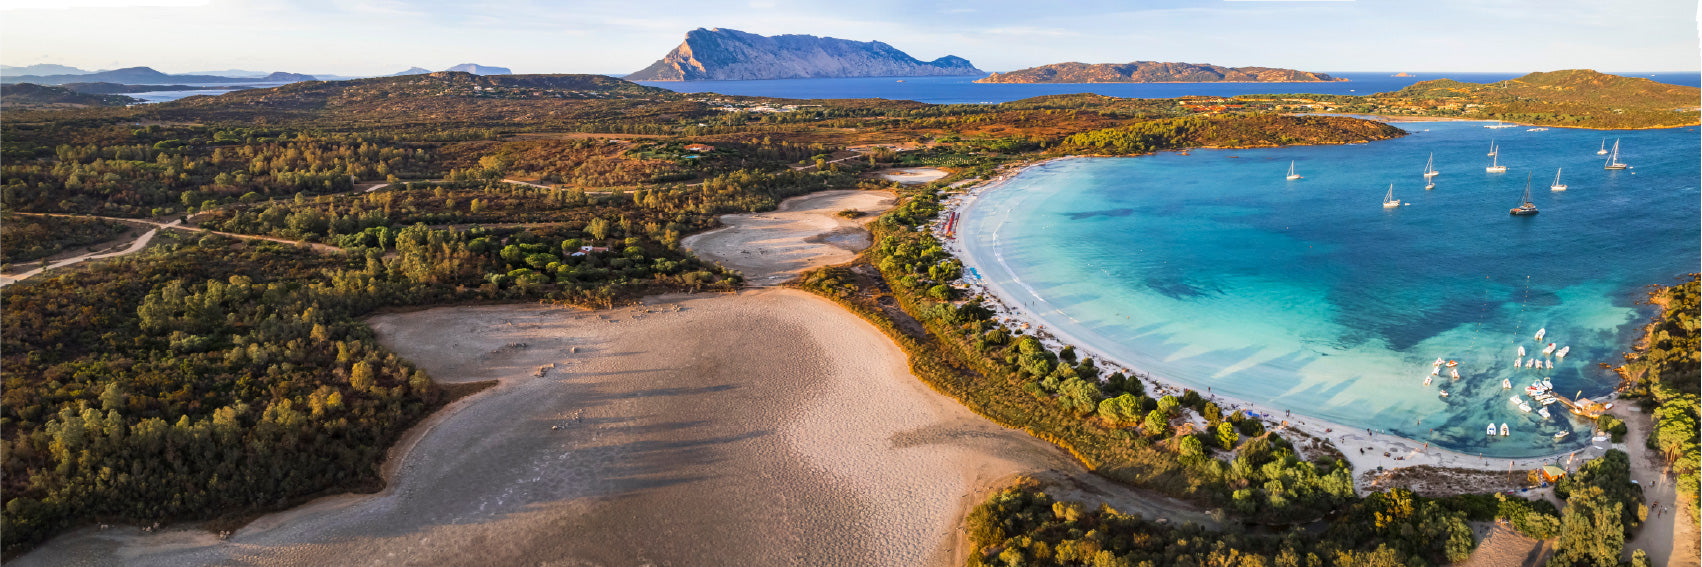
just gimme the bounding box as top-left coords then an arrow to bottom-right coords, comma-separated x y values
958,122 -> 1700,458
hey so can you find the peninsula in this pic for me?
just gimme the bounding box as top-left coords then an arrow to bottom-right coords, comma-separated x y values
626,28 -> 982,81
976,61 -> 1344,83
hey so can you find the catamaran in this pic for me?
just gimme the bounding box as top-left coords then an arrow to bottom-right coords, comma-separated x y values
1424,153 -> 1438,178
1382,184 -> 1401,208
1596,138 -> 1609,155
1603,139 -> 1629,170
1509,174 -> 1538,215
1550,168 -> 1567,191
1286,161 -> 1301,180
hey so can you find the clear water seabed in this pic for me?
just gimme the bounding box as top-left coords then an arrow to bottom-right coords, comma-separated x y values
956,121 -> 1700,458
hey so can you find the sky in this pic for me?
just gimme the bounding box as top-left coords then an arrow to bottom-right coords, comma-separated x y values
1,0 -> 1698,76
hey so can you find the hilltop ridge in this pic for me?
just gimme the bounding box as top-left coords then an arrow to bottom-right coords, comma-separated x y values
978,61 -> 1344,83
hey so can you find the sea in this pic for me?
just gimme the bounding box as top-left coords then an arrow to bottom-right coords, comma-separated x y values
635,71 -> 1702,104
127,71 -> 1702,104
955,121 -> 1700,458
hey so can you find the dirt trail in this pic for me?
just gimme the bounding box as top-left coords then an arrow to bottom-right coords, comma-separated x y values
1616,404 -> 1699,567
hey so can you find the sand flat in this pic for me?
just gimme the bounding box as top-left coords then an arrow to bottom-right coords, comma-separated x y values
683,189 -> 895,285
14,289 -> 1202,566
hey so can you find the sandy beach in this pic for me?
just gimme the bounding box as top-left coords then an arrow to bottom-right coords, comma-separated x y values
12,290 -> 1209,567
937,160 -> 1612,490
683,189 -> 895,285
876,167 -> 950,185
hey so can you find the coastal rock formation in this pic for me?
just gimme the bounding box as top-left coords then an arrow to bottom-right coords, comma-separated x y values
975,61 -> 1344,83
626,28 -> 981,81
442,63 -> 510,75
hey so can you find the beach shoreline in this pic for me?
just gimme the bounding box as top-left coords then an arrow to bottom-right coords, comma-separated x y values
935,157 -> 1616,491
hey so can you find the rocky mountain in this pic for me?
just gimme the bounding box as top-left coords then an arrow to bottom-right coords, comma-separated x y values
626,28 -> 981,81
1,66 -> 316,85
976,61 -> 1344,83
392,67 -> 434,76
443,64 -> 510,75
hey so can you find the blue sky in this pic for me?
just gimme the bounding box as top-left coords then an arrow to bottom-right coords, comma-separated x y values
2,0 -> 1698,75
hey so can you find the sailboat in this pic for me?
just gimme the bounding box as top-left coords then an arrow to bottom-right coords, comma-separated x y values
1486,147 -> 1507,173
1597,138 -> 1609,155
1550,168 -> 1567,191
1603,139 -> 1629,170
1424,171 -> 1436,190
1424,153 -> 1439,178
1488,140 -> 1499,156
1286,161 -> 1301,180
1509,173 -> 1539,215
1382,184 -> 1401,208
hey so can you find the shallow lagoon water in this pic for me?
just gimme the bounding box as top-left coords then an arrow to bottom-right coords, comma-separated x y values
958,122 -> 1700,458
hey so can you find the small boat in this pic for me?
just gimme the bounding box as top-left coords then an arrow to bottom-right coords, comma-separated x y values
1604,139 -> 1629,170
1543,343 -> 1557,355
1445,360 -> 1458,367
1486,122 -> 1516,129
1440,389 -> 1449,397
1538,407 -> 1552,419
1550,168 -> 1567,191
1433,357 -> 1445,366
1527,127 -> 1548,132
1382,184 -> 1401,208
1488,424 -> 1499,436
1424,153 -> 1439,178
1424,375 -> 1433,386
1535,328 -> 1546,341
1487,148 -> 1507,173
1524,358 -> 1533,368
1542,379 -> 1553,390
1556,346 -> 1570,358
1450,368 -> 1461,380
1510,395 -> 1525,405
1518,402 -> 1533,413
1554,431 -> 1570,441
1545,360 -> 1553,369
1287,161 -> 1302,181
1518,345 -> 1526,357
1431,367 -> 1441,376
1597,138 -> 1609,155
1501,423 -> 1511,436
1510,174 -> 1538,215
1515,356 -> 1523,368
1503,378 -> 1512,389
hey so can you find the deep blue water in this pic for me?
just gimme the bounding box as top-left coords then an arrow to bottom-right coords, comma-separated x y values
956,121 -> 1701,458
638,72 -> 1702,104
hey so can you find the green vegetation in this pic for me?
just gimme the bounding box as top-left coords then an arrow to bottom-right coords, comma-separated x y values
0,83 -> 137,108
1061,114 -> 1404,154
1548,450 -> 1646,566
0,214 -> 132,263
1617,275 -> 1700,524
964,479 -> 1480,567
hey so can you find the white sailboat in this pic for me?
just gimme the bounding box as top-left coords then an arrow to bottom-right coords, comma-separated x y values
1550,168 -> 1567,191
1425,172 -> 1435,190
1604,139 -> 1629,170
1424,153 -> 1439,178
1286,161 -> 1301,181
1382,184 -> 1401,208
1488,140 -> 1498,156
1486,149 -> 1507,173
1597,138 -> 1609,155
1510,174 -> 1538,215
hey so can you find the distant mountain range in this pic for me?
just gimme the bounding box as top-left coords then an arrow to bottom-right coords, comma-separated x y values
1,66 -> 315,86
626,28 -> 981,81
976,61 -> 1345,84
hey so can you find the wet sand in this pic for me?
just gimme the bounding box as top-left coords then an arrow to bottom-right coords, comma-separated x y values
682,189 -> 895,285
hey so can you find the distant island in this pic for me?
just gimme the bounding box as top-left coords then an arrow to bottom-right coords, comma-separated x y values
1392,72 -> 1415,77
975,61 -> 1345,83
0,66 -> 314,86
626,27 -> 981,81
1298,69 -> 1702,129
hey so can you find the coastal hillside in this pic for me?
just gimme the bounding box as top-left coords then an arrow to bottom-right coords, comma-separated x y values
1370,69 -> 1700,128
1061,114 -> 1405,154
977,61 -> 1344,84
0,83 -> 136,108
626,27 -> 982,81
